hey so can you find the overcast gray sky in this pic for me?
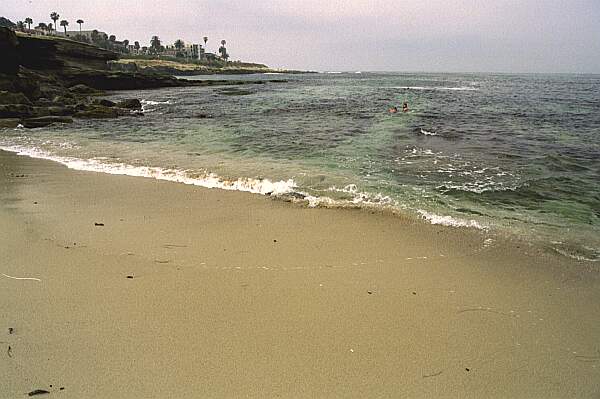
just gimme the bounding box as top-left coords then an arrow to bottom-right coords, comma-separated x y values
3,0 -> 600,73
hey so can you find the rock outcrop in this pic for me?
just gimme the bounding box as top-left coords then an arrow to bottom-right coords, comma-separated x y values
0,27 -> 285,128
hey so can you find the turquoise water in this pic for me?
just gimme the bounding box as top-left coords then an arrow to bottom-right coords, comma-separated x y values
1,72 -> 599,260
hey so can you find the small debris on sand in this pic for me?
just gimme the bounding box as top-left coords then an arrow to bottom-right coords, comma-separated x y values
94,222 -> 104,226
423,370 -> 443,378
28,389 -> 50,396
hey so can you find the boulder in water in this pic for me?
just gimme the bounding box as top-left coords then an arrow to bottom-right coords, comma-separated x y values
21,115 -> 73,128
75,105 -> 121,119
116,98 -> 142,110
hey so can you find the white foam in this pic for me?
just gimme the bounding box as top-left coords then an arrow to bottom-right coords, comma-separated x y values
300,191 -> 394,209
326,184 -> 395,207
552,246 -> 599,262
392,86 -> 478,91
418,210 -> 486,230
140,99 -> 171,113
0,145 -> 297,196
141,100 -> 171,106
420,129 -> 438,136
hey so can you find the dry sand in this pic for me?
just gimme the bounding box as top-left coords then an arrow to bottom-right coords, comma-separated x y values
1,149 -> 599,398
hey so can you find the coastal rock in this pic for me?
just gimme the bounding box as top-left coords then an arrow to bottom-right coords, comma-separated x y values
68,84 -> 101,95
0,75 -> 18,93
15,31 -> 117,72
34,98 -> 54,106
94,99 -> 116,107
14,69 -> 46,100
116,99 -> 142,110
0,104 -> 33,118
21,116 -> 73,128
0,28 -> 283,129
108,60 -> 138,73
0,118 -> 20,128
0,90 -> 32,105
39,87 -> 65,101
52,95 -> 80,106
0,28 -> 19,74
75,105 -> 121,119
31,106 -> 74,117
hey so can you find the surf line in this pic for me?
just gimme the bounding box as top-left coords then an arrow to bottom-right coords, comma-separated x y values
2,273 -> 41,282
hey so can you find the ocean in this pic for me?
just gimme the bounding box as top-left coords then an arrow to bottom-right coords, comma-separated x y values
1,72 -> 599,261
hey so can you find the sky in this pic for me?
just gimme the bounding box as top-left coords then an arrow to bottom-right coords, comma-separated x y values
3,0 -> 600,73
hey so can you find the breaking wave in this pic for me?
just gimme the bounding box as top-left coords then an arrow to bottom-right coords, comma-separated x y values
0,145 -> 296,196
391,86 -> 478,91
417,210 -> 487,230
420,128 -> 438,136
1,144 -> 493,235
141,99 -> 172,113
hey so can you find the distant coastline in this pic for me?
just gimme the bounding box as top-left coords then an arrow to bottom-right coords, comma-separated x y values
0,27 -> 292,129
111,57 -> 314,76
2,15 -> 312,76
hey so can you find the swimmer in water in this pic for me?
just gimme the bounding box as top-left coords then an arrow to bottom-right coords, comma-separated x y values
389,106 -> 398,114
402,102 -> 409,112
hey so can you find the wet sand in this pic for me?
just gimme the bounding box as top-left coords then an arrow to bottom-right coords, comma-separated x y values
1,149 -> 599,398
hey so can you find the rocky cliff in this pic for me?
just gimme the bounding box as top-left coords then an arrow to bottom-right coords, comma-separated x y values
0,27 -> 283,128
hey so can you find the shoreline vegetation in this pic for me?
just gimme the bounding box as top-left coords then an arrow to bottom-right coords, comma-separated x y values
2,149 -> 600,397
113,56 -> 312,76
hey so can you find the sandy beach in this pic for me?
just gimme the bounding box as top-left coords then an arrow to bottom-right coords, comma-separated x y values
1,148 -> 599,398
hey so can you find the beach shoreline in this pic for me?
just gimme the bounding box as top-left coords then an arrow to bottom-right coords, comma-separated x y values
1,149 -> 599,398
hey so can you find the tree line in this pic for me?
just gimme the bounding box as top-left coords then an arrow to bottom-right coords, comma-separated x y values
11,12 -> 229,60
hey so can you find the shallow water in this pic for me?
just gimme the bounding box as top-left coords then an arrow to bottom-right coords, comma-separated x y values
1,72 -> 599,260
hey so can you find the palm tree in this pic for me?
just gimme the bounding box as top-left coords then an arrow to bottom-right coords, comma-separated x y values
60,20 -> 69,35
90,29 -> 100,43
219,40 -> 228,61
47,23 -> 53,32
134,41 -> 140,50
203,36 -> 208,48
36,22 -> 48,32
76,19 -> 84,32
50,12 -> 59,32
24,17 -> 33,30
16,21 -> 25,32
150,35 -> 161,53
174,39 -> 185,57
